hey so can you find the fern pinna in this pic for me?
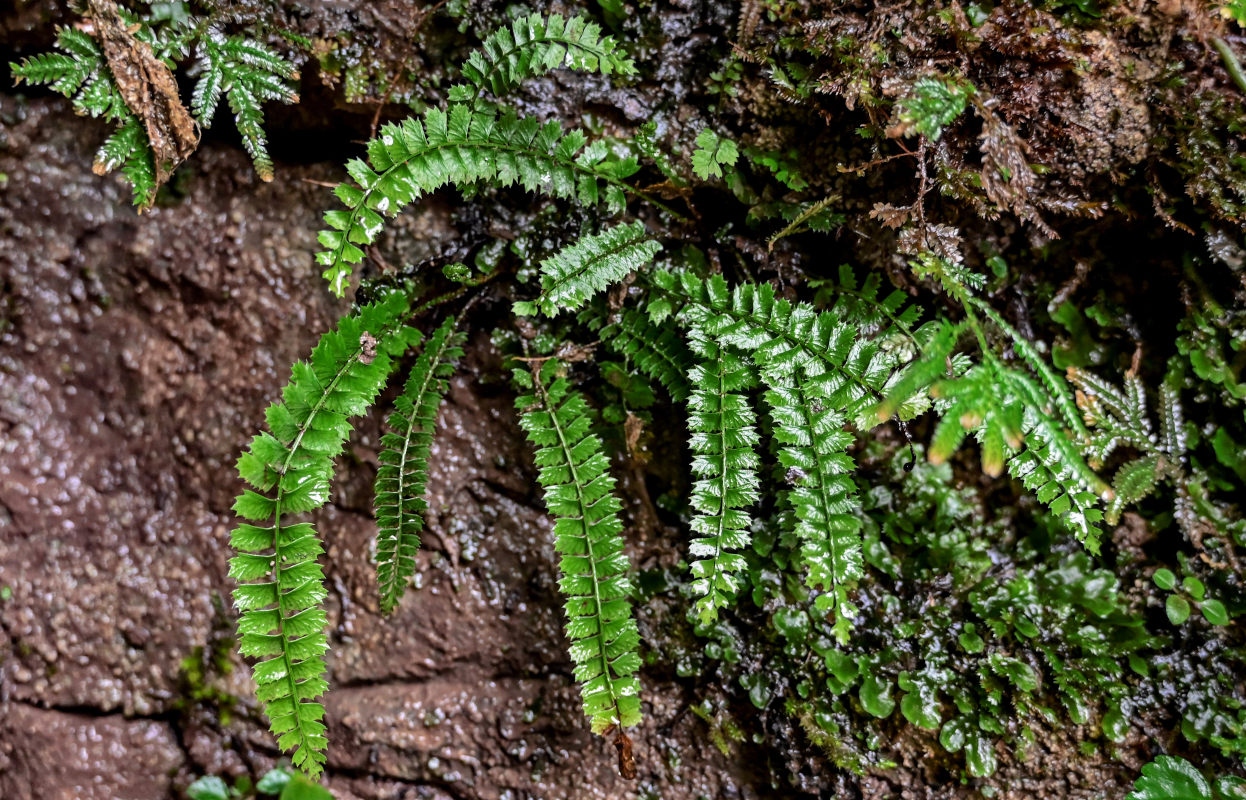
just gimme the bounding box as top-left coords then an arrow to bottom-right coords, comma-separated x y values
515,359 -> 643,736
374,316 -> 465,615
230,293 -> 419,776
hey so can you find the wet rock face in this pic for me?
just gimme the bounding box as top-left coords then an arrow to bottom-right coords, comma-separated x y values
0,96 -> 750,798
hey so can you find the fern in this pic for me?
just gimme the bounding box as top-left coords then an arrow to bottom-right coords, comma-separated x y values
11,26 -> 158,206
515,221 -> 661,317
316,105 -> 640,295
374,316 -> 465,615
1068,366 -> 1189,526
586,306 -> 695,402
515,359 -> 643,734
660,271 -> 911,429
761,368 -> 864,635
684,330 -> 761,623
230,292 -> 419,776
448,12 -> 636,106
11,10 -> 297,206
192,28 -> 299,181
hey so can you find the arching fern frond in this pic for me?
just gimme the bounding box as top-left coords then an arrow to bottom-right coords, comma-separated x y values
659,271 -> 912,429
515,359 -> 642,734
231,292 -> 419,776
374,315 -> 465,615
585,306 -> 694,402
449,12 -> 636,106
685,331 -> 761,624
514,221 -> 661,317
317,105 -> 640,295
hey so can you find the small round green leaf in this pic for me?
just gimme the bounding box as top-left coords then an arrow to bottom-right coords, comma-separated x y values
187,777 -> 229,800
1153,568 -> 1177,590
860,675 -> 896,718
1126,755 -> 1210,800
1167,594 -> 1192,625
280,774 -> 335,800
1201,598 -> 1229,627
257,768 -> 293,795
1183,576 -> 1206,601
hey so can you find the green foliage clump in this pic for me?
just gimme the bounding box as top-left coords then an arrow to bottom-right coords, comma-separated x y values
215,11 -> 1246,788
10,8 -> 297,208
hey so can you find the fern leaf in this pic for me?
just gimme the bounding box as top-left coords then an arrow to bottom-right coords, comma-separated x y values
761,366 -> 864,632
515,359 -> 642,734
374,316 -> 465,614
685,331 -> 761,623
658,271 -> 905,429
231,293 -> 419,776
449,12 -> 636,105
193,28 -> 298,180
585,306 -> 694,401
317,106 -> 641,296
515,221 -> 660,317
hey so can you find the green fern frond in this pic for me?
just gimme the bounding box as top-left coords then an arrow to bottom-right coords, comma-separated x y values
515,359 -> 642,735
231,292 -> 419,776
1106,456 -> 1162,525
375,316 -> 465,615
448,12 -> 636,105
193,28 -> 299,181
815,264 -> 922,340
515,221 -> 660,317
685,331 -> 761,624
316,105 -> 640,296
658,271 -> 908,429
585,306 -> 694,401
930,362 -> 1105,550
761,367 -> 864,635
12,28 -> 102,97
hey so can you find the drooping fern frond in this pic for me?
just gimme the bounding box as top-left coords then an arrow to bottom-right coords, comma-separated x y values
684,330 -> 761,624
316,105 -> 640,295
514,221 -> 661,317
230,292 -> 419,776
374,316 -> 465,615
585,306 -> 694,401
515,359 -> 642,735
448,12 -> 636,106
191,28 -> 299,181
761,367 -> 864,637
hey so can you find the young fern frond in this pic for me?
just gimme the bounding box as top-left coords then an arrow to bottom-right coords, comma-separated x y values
515,360 -> 642,735
374,316 -> 465,615
761,367 -> 864,635
514,221 -> 661,317
316,105 -> 640,295
448,12 -> 636,106
685,331 -> 761,624
230,293 -> 419,776
585,306 -> 694,401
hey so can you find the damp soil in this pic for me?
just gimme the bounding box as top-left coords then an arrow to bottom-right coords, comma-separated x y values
1,0 -> 1242,798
